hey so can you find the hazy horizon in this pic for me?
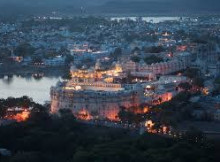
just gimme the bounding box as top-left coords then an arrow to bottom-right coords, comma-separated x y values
0,0 -> 220,17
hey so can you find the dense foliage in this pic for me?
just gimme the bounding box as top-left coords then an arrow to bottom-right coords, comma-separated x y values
144,55 -> 164,65
0,96 -> 41,118
0,102 -> 219,162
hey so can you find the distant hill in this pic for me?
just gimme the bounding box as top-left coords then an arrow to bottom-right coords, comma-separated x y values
0,0 -> 220,17
96,1 -> 175,15
97,0 -> 220,15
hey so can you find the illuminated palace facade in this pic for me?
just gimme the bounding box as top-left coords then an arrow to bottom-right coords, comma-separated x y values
50,63 -> 144,120
123,52 -> 191,75
50,52 -> 190,120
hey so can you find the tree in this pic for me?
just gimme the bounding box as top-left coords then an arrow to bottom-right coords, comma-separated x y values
144,55 -> 163,65
65,54 -> 74,65
172,92 -> 191,103
132,47 -> 141,54
144,46 -> 164,53
0,96 -> 35,118
0,105 -> 7,118
32,56 -> 42,64
62,71 -> 72,80
29,104 -> 50,123
9,152 -> 42,162
184,68 -> 200,79
14,43 -> 35,57
178,82 -> 192,91
118,107 -> 144,124
183,127 -> 206,145
110,47 -> 122,61
0,48 -> 10,61
59,109 -> 75,121
131,56 -> 141,63
193,77 -> 204,88
72,150 -> 92,162
214,77 -> 220,84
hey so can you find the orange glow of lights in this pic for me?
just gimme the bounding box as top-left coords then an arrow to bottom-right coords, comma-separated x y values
106,111 -> 119,121
167,93 -> 173,101
6,110 -> 30,122
133,106 -> 149,114
145,120 -> 157,133
145,120 -> 154,128
202,88 -> 209,96
162,126 -> 168,134
76,109 -> 92,120
154,93 -> 173,105
143,107 -> 149,113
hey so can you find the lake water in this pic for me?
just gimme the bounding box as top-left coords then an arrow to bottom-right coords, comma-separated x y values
0,76 -> 60,104
110,17 -> 182,23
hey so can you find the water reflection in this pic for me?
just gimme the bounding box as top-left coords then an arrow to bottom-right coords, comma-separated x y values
2,75 -> 14,85
0,75 -> 60,104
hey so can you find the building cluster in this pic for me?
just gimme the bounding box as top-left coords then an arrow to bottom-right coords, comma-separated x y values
1,15 -> 220,125
51,51 -> 191,121
123,52 -> 191,75
51,63 -> 144,120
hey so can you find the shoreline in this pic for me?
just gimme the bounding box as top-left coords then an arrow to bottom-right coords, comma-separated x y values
0,65 -> 69,78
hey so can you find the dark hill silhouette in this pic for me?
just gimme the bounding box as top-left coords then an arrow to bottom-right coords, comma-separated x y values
0,0 -> 219,17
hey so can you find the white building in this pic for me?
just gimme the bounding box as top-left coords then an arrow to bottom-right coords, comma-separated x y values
50,81 -> 144,121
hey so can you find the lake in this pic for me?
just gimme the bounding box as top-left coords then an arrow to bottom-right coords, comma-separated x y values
110,16 -> 182,23
0,75 -> 61,104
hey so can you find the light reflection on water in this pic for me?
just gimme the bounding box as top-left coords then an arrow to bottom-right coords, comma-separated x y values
0,76 -> 60,104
